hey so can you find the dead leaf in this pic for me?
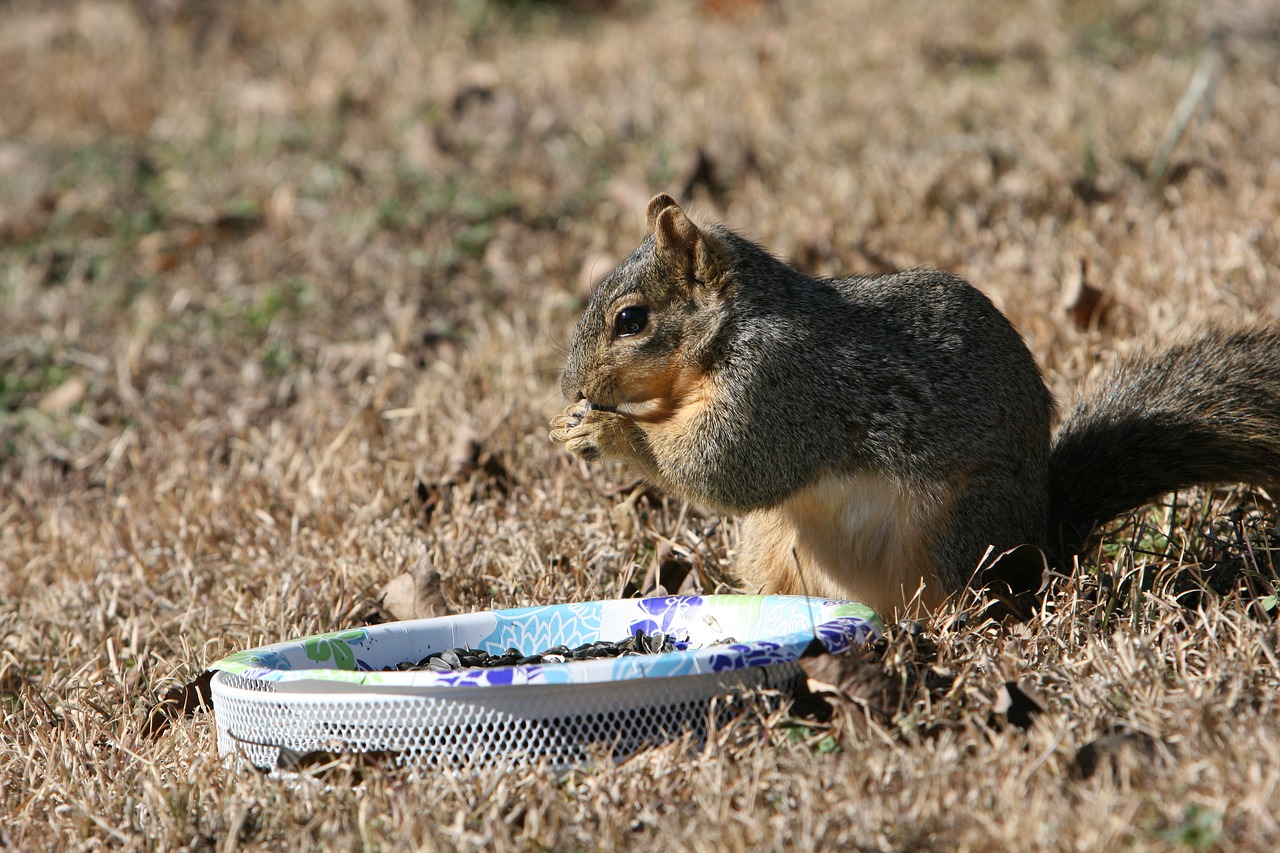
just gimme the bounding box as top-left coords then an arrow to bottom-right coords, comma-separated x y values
446,426 -> 481,482
413,425 -> 512,525
142,669 -> 214,739
622,540 -> 695,598
403,120 -> 446,172
37,377 -> 87,415
273,746 -> 401,780
264,184 -> 296,235
678,147 -> 721,202
1062,258 -> 1112,331
1071,725 -> 1168,780
700,0 -> 770,17
796,649 -> 901,722
445,426 -> 510,492
979,543 -> 1049,621
212,212 -> 263,242
376,549 -> 451,622
992,679 -> 1045,730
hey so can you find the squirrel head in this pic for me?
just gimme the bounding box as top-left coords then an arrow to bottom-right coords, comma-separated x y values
561,194 -> 729,411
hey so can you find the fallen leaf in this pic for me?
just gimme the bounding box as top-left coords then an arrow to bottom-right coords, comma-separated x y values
700,0 -> 770,17
264,183 -> 296,234
376,549 -> 451,622
1062,258 -> 1112,331
992,679 -> 1045,730
624,540 -> 696,594
37,377 -> 87,415
796,649 -> 901,722
1071,725 -> 1168,780
274,746 -> 401,780
412,425 -> 512,525
212,212 -> 263,241
979,543 -> 1049,621
678,147 -> 721,202
142,669 -> 214,739
446,425 -> 481,482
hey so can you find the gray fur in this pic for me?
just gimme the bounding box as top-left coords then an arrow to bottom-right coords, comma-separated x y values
561,215 -> 1280,595
1049,325 -> 1280,556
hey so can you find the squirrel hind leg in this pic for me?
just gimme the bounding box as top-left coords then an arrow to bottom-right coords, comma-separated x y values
928,471 -> 1051,597
733,473 -> 960,616
734,510 -> 806,597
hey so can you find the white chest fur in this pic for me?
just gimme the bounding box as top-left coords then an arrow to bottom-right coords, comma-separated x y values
736,471 -> 950,614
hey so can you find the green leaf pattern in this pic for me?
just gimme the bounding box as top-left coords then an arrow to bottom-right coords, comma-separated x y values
209,597 -> 882,687
303,629 -> 368,671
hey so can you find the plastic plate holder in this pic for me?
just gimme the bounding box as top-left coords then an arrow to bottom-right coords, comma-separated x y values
209,595 -> 882,771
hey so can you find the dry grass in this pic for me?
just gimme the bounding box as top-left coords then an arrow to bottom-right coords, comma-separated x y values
3,0 -> 1280,849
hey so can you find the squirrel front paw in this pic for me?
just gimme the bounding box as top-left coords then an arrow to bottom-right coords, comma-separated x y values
549,401 -> 617,462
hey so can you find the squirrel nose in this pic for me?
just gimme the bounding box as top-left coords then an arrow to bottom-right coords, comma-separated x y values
561,377 -> 585,402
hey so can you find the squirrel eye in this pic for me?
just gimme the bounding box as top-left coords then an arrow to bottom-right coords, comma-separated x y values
614,305 -> 649,338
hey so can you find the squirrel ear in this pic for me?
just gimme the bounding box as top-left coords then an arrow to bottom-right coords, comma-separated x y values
653,204 -> 723,288
645,193 -> 680,234
653,205 -> 700,260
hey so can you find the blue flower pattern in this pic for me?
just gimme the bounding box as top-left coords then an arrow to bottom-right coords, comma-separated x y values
626,595 -> 702,645
211,596 -> 883,688
488,602 -> 602,653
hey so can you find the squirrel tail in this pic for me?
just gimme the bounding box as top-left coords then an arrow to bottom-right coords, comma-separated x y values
1048,324 -> 1280,559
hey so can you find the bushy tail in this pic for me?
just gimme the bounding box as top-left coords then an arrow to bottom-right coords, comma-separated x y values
1048,325 -> 1280,556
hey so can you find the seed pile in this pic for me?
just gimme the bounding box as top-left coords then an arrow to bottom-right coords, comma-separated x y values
386,628 -> 736,672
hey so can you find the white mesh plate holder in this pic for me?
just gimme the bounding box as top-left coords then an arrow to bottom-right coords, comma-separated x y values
208,595 -> 882,771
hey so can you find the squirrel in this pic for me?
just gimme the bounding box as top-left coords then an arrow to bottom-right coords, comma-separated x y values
550,193 -> 1280,616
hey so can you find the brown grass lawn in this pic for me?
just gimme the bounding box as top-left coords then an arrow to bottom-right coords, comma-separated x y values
4,0 -> 1280,849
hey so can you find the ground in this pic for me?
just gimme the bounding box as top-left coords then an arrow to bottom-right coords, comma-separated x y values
3,0 -> 1280,849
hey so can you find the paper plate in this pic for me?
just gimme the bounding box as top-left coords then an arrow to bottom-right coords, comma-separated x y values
209,595 -> 881,770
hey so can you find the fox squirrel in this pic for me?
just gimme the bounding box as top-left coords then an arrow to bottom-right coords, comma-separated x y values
550,193 -> 1280,615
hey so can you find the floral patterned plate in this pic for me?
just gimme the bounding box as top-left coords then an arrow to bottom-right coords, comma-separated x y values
209,595 -> 882,693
